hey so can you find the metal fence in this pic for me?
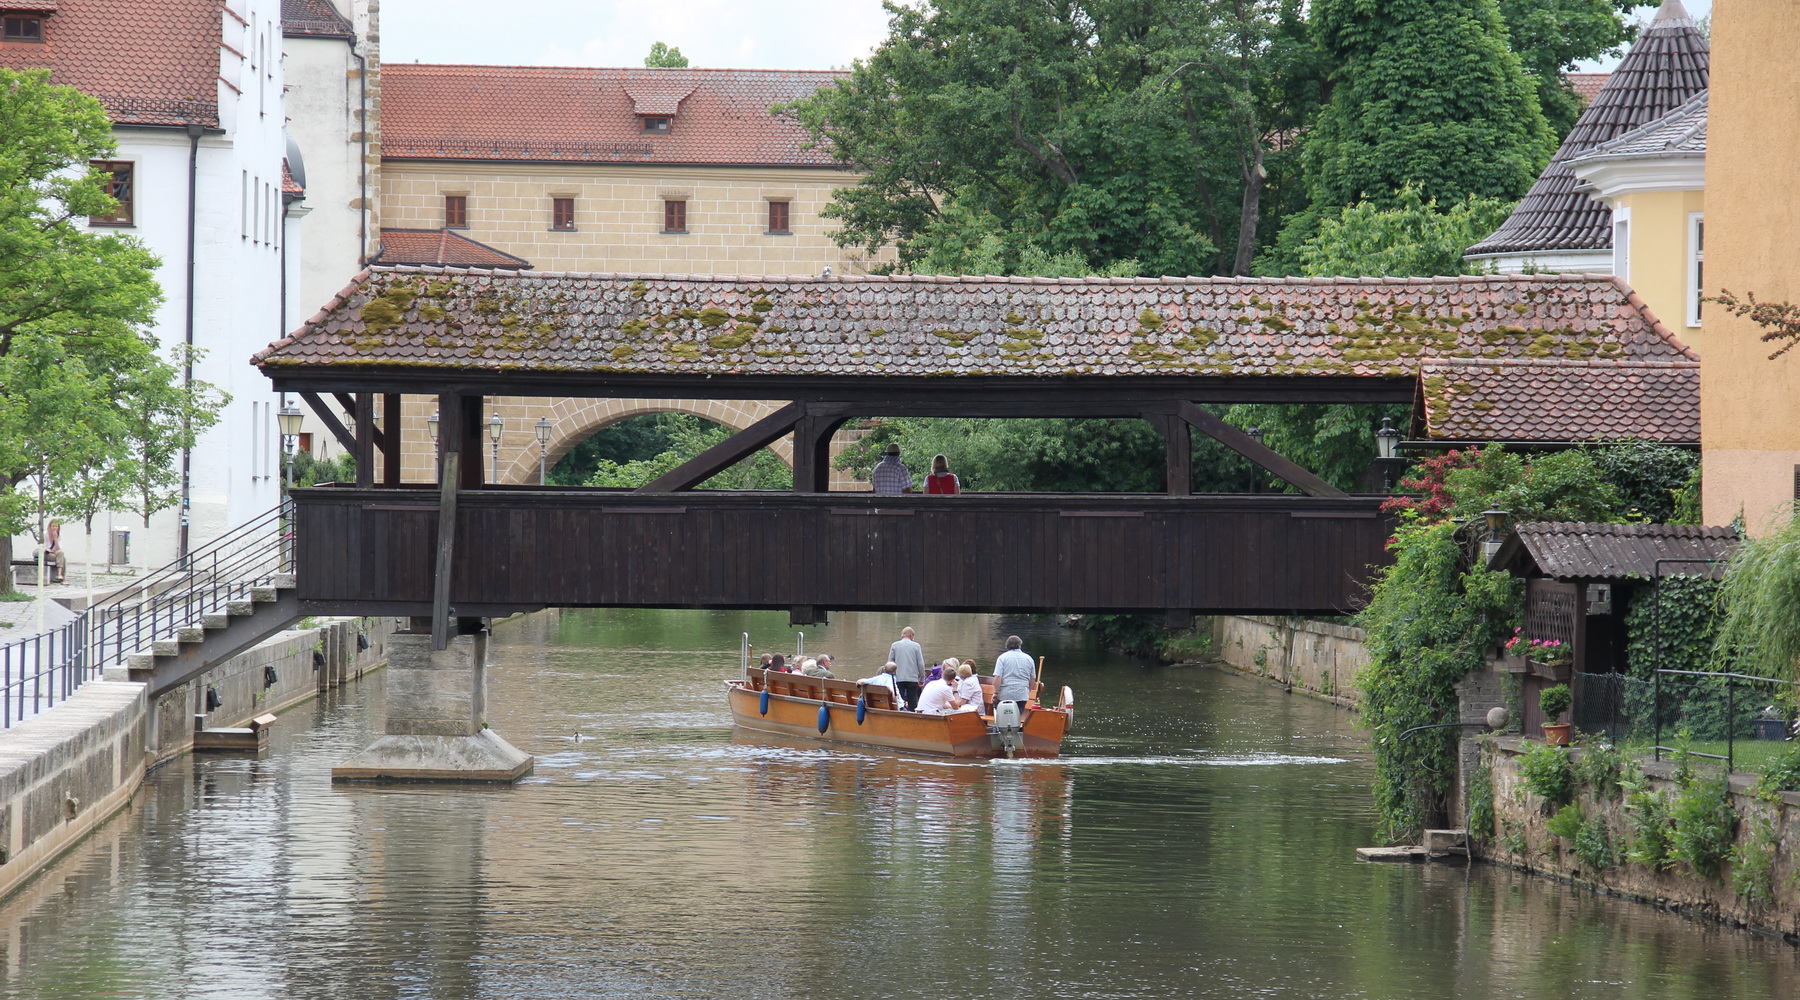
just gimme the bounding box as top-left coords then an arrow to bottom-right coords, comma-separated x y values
0,501 -> 293,731
1570,668 -> 1797,772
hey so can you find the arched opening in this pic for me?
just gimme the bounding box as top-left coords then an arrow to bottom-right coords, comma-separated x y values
548,412 -> 793,489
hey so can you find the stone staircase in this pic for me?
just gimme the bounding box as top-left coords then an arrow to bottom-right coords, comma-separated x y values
105,573 -> 301,698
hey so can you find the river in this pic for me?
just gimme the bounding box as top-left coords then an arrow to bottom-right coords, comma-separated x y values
0,609 -> 1794,998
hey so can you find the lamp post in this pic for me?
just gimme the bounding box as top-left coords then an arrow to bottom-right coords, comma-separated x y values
535,416 -> 552,485
276,403 -> 304,491
1375,416 -> 1404,492
488,412 -> 504,485
1481,508 -> 1509,567
426,409 -> 440,444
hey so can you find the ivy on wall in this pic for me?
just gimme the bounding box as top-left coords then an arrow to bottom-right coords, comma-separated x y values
1622,574 -> 1728,739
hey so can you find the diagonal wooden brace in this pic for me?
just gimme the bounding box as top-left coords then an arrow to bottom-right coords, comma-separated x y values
1175,401 -> 1346,498
637,402 -> 807,493
299,391 -> 358,455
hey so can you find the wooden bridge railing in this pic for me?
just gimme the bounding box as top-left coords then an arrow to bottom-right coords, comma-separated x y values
292,487 -> 1394,618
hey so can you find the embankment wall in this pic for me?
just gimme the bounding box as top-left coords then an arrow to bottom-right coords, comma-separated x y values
1482,736 -> 1800,938
1213,615 -> 1366,708
0,616 -> 395,900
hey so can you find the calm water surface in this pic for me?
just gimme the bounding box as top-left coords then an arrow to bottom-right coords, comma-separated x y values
0,609 -> 1795,999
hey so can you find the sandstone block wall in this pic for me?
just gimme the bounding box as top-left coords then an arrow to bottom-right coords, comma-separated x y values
1213,616 -> 1367,708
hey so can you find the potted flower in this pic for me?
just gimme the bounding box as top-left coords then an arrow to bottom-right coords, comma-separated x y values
1539,684 -> 1573,746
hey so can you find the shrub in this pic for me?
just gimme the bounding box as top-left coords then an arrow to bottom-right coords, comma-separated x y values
1575,816 -> 1616,872
1755,743 -> 1800,801
1624,787 -> 1674,869
1730,819 -> 1779,906
1539,684 -> 1572,722
1669,771 -> 1738,880
1546,802 -> 1583,841
1518,742 -> 1575,808
1466,754 -> 1496,838
1572,737 -> 1626,800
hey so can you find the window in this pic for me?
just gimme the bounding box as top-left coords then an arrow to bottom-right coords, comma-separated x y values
662,199 -> 687,233
642,116 -> 670,133
1687,212 -> 1705,328
1611,208 -> 1630,282
551,197 -> 576,231
2,16 -> 43,41
89,161 -> 134,226
444,195 -> 468,229
767,200 -> 791,235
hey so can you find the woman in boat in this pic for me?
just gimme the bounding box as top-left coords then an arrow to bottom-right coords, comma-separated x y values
769,653 -> 788,673
924,454 -> 960,494
955,663 -> 985,715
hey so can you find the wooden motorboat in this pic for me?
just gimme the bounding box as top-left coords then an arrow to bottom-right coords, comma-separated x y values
725,665 -> 1072,759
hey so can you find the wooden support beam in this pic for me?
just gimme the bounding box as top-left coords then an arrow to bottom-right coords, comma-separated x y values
792,413 -> 848,494
637,402 -> 807,493
335,391 -> 387,451
382,394 -> 403,487
1175,401 -> 1346,498
460,395 -> 484,489
298,391 -> 357,455
354,393 -> 375,488
431,452 -> 459,651
1151,414 -> 1191,496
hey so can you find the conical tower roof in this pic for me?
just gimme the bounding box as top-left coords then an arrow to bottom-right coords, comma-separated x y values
1465,1 -> 1708,259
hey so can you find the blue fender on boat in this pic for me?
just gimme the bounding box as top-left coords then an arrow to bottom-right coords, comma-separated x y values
856,697 -> 867,725
817,704 -> 831,733
759,690 -> 770,716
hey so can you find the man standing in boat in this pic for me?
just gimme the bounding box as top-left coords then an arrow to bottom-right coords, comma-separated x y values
993,636 -> 1038,710
889,626 -> 926,710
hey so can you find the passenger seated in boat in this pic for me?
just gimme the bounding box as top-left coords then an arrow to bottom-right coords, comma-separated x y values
802,656 -> 836,679
759,653 -> 775,674
955,664 -> 985,715
858,662 -> 899,694
770,653 -> 789,673
918,671 -> 975,715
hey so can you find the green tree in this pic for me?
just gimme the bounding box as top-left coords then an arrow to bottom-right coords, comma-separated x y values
781,0 -> 1323,276
1298,186 -> 1513,278
644,42 -> 689,68
581,415 -> 790,490
1495,0 -> 1648,137
0,69 -> 170,577
1278,0 -> 1556,260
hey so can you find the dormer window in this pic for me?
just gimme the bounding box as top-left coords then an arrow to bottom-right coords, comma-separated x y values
2,15 -> 44,41
642,116 -> 671,133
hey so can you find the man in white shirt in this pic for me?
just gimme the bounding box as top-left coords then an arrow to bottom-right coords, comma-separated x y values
916,671 -> 963,715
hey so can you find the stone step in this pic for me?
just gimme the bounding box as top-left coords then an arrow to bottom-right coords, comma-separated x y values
1423,828 -> 1469,857
227,599 -> 254,616
250,586 -> 277,603
203,612 -> 231,630
269,573 -> 295,590
125,652 -> 156,672
152,639 -> 182,657
176,626 -> 205,644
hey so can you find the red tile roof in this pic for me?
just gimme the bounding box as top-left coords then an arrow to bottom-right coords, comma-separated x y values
281,0 -> 355,41
1567,73 -> 1609,106
1509,522 -> 1736,581
1418,358 -> 1698,444
282,159 -> 304,196
1466,2 -> 1708,258
0,0 -> 221,128
257,271 -> 1696,402
373,230 -> 532,270
380,65 -> 846,166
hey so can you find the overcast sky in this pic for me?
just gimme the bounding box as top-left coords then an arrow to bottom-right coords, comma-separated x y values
375,1 -> 1709,72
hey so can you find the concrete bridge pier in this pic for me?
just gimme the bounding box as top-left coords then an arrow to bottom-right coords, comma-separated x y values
332,617 -> 533,783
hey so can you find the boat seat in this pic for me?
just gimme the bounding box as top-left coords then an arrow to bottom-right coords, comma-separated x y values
821,678 -> 861,704
858,685 -> 897,711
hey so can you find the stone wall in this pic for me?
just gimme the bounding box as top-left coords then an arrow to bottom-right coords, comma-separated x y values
1213,616 -> 1366,708
147,616 -> 397,764
0,681 -> 146,901
1481,736 -> 1800,937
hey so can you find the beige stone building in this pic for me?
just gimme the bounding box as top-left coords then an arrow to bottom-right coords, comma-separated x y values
363,63 -> 879,485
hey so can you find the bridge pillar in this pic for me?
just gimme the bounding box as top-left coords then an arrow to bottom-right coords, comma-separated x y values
331,619 -> 533,783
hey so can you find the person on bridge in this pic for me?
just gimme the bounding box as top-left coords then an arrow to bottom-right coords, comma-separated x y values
889,626 -> 926,710
924,455 -> 960,494
870,443 -> 913,495
993,636 -> 1038,709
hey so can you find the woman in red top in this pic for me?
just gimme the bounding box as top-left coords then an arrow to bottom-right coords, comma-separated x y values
924,454 -> 960,494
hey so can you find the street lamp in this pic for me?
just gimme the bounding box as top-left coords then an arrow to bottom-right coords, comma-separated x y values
426,409 -> 439,442
1374,416 -> 1405,492
535,416 -> 552,485
488,412 -> 504,485
276,403 -> 304,491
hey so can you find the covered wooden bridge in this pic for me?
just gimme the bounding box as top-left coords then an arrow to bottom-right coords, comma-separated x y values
254,267 -> 1697,645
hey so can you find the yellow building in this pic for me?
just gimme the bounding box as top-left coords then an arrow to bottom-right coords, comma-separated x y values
1567,91 -> 1707,355
1702,2 -> 1800,530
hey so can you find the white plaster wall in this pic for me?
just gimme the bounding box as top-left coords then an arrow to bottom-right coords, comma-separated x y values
285,21 -> 371,320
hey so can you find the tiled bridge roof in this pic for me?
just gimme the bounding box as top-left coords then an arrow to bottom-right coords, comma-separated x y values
257,268 -> 1698,444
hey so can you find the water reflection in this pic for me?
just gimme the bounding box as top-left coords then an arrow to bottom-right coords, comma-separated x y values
0,609 -> 1793,999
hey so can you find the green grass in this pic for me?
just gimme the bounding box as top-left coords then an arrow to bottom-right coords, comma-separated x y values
1639,739 -> 1792,775
0,590 -> 32,603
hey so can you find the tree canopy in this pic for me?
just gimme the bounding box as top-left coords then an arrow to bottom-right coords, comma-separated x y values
644,42 -> 689,68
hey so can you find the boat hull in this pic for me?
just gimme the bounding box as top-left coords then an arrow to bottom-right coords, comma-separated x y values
726,682 -> 1067,758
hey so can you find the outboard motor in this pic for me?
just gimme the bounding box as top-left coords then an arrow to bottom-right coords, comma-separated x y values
993,700 -> 1024,758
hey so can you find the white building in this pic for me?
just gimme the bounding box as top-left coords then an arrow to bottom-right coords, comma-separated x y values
2,0 -> 295,570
